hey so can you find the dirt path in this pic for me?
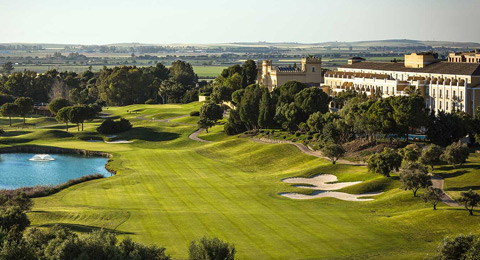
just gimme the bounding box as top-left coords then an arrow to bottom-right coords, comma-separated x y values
189,128 -> 211,143
251,138 -> 366,166
430,174 -> 461,207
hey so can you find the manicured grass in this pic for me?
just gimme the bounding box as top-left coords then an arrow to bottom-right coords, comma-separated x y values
1,104 -> 480,259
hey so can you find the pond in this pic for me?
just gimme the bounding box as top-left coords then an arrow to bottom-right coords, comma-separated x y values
0,153 -> 110,189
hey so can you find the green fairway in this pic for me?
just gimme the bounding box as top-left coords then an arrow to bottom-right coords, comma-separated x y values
1,103 -> 479,259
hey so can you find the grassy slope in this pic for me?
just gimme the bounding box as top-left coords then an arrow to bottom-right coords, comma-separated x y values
1,103 -> 479,259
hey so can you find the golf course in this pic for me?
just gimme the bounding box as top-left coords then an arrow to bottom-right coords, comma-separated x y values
1,102 -> 480,259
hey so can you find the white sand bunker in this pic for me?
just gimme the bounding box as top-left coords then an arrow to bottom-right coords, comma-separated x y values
104,140 -> 133,144
280,174 -> 382,202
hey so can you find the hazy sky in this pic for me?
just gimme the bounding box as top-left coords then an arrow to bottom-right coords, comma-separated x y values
1,0 -> 479,44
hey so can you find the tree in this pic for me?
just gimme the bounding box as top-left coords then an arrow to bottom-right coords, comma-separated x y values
188,237 -> 235,260
56,106 -> 72,131
390,94 -> 427,142
367,148 -> 402,177
307,112 -> 324,134
441,141 -> 469,168
420,144 -> 444,171
169,60 -> 197,86
294,87 -> 330,116
258,88 -> 273,129
199,102 -> 223,133
422,186 -> 444,210
158,79 -> 187,104
321,142 -> 345,165
242,59 -> 257,86
458,189 -> 480,216
48,98 -> 69,115
427,110 -> 473,146
238,84 -> 263,131
0,206 -> 30,233
68,106 -> 88,131
400,144 -> 422,162
275,102 -> 301,133
14,97 -> 34,124
0,103 -> 19,126
274,81 -> 307,106
398,162 -> 431,197
1,62 -> 14,75
434,234 -> 477,260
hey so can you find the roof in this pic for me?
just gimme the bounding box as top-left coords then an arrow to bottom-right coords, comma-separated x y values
276,67 -> 301,72
339,61 -> 480,76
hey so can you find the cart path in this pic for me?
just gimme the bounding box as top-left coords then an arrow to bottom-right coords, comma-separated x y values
189,128 -> 211,143
430,174 -> 461,207
250,138 -> 366,166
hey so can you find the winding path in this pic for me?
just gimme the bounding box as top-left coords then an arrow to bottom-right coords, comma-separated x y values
430,174 -> 461,207
189,128 -> 211,143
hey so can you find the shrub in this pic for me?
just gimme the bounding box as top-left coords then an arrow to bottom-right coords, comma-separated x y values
190,111 -> 200,116
145,98 -> 156,104
188,237 -> 235,260
97,118 -> 132,134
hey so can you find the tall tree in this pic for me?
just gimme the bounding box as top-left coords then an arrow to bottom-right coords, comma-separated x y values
258,88 -> 273,129
242,59 -> 257,86
169,60 -> 197,86
422,186 -> 444,210
14,97 -> 34,124
198,102 -> 223,133
0,103 -> 19,126
1,62 -> 14,75
390,94 -> 427,142
398,162 -> 431,197
48,98 -> 69,115
420,144 -> 444,171
367,148 -> 402,177
459,189 -> 480,215
294,87 -> 330,116
56,106 -> 72,131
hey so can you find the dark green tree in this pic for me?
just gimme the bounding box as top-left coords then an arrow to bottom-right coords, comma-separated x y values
258,88 -> 273,129
294,87 -> 330,116
422,186 -> 444,210
459,189 -> 480,216
441,141 -> 469,168
169,60 -> 197,86
199,102 -> 223,133
14,97 -> 34,124
188,237 -> 235,260
367,148 -> 402,177
398,162 -> 431,197
0,103 -> 19,126
1,62 -> 14,75
390,94 -> 427,142
242,59 -> 257,86
420,144 -> 444,171
48,98 -> 69,115
321,142 -> 345,165
56,106 -> 72,131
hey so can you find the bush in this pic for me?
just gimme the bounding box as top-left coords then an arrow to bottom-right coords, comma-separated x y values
97,118 -> 132,134
188,237 -> 235,260
0,129 -> 4,136
145,98 -> 156,104
190,111 -> 200,116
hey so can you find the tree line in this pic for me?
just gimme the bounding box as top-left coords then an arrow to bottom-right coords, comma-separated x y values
0,60 -> 200,107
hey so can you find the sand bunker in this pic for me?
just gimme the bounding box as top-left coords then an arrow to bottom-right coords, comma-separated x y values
280,174 -> 382,202
283,175 -> 362,190
104,140 -> 133,144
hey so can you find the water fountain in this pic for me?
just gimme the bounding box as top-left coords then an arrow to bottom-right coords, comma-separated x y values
29,154 -> 55,162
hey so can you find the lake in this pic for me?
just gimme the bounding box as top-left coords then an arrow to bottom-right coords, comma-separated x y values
0,153 -> 110,189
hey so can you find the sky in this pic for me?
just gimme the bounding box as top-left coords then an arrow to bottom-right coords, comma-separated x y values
0,0 -> 479,45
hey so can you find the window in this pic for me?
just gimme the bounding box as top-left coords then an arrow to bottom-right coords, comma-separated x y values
439,101 -> 442,109
453,90 -> 456,98
439,89 -> 443,98
446,90 -> 449,98
312,66 -> 316,73
446,102 -> 449,111
460,91 -> 463,99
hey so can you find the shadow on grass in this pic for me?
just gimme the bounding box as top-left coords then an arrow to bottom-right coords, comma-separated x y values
123,127 -> 180,142
38,223 -> 134,235
447,185 -> 480,191
0,137 -> 33,144
1,131 -> 31,137
439,170 -> 469,179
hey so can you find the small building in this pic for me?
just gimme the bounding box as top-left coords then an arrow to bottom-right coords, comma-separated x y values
257,57 -> 323,91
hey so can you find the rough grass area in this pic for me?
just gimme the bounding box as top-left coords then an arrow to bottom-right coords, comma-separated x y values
1,103 -> 480,260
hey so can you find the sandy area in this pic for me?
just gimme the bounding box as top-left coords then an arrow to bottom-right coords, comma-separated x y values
279,191 -> 383,201
283,174 -> 362,190
280,174 -> 382,202
104,140 -> 133,144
